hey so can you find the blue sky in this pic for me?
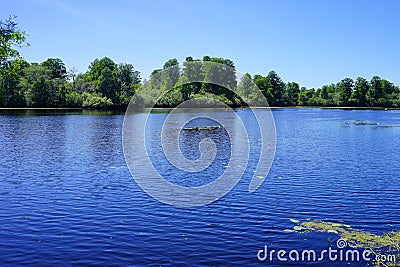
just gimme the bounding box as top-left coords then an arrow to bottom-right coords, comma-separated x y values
1,0 -> 399,88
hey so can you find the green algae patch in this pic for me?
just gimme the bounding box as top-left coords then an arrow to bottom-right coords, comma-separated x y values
289,219 -> 400,266
292,219 -> 352,234
341,230 -> 400,250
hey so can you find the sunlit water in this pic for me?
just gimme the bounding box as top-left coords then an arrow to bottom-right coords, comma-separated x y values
0,108 -> 399,266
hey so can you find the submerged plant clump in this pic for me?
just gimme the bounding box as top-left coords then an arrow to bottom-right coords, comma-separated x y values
288,219 -> 400,266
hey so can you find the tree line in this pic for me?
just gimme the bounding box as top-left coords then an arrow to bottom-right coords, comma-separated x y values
1,17 -> 400,108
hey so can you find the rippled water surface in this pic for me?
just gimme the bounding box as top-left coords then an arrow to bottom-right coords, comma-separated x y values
0,108 -> 399,266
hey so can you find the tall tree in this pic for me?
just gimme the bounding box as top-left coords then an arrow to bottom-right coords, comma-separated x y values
321,85 -> 329,99
41,58 -> 67,79
0,16 -> 29,107
22,63 -> 66,107
237,73 -> 264,105
253,74 -> 268,101
285,82 -> 300,106
368,76 -> 383,106
163,58 -> 180,86
266,71 -> 285,106
88,57 -> 117,82
98,67 -> 117,104
116,63 -> 141,105
182,57 -> 203,95
0,59 -> 28,107
351,77 -> 369,106
237,73 -> 254,99
201,57 -> 237,105
82,57 -> 120,104
0,16 -> 28,69
176,74 -> 191,101
337,78 -> 354,105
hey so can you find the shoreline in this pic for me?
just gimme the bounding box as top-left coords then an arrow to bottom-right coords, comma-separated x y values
265,106 -> 396,110
0,107 -> 83,110
0,106 -> 397,111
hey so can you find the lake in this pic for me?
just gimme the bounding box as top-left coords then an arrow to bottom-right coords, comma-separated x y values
0,108 -> 399,266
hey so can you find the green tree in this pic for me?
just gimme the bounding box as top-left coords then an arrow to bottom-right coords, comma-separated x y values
157,75 -> 182,107
88,57 -> 117,81
201,57 -> 237,105
0,16 -> 28,69
351,77 -> 369,106
0,17 -> 29,107
182,58 -> 203,95
367,76 -> 382,106
79,57 -> 120,105
41,58 -> 67,79
337,78 -> 354,105
298,87 -> 314,106
237,73 -> 254,100
253,74 -> 268,101
0,59 -> 28,107
22,63 -> 67,107
237,73 -> 265,106
175,74 -> 191,101
163,58 -> 180,86
285,82 -> 300,106
254,71 -> 285,106
116,63 -> 141,105
202,55 -> 211,62
98,67 -> 118,104
266,71 -> 285,106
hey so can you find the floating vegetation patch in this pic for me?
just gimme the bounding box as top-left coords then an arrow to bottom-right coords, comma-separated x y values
343,120 -> 400,129
110,166 -> 128,170
183,126 -> 221,131
378,125 -> 400,129
289,219 -> 400,266
343,120 -> 381,127
354,120 -> 380,125
344,120 -> 380,125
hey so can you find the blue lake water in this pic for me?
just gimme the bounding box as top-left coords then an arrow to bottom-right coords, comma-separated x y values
0,108 -> 399,266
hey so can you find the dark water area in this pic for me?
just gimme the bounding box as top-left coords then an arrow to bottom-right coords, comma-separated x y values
0,108 -> 399,266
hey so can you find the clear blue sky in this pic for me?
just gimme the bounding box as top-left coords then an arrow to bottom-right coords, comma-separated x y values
1,0 -> 399,88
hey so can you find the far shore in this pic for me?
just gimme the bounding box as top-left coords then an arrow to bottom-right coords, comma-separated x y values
0,106 -> 398,111
265,106 -> 397,110
0,107 -> 83,110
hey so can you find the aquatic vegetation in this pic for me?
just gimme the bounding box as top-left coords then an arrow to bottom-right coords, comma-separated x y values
183,126 -> 221,131
290,219 -> 400,266
378,125 -> 400,129
354,120 -> 380,125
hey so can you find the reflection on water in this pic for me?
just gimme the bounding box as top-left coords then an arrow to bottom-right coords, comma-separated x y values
0,108 -> 399,266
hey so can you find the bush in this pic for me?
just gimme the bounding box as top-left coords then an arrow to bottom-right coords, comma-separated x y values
82,92 -> 113,108
65,91 -> 83,107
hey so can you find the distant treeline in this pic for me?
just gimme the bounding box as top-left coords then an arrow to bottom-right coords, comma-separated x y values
1,17 -> 400,108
